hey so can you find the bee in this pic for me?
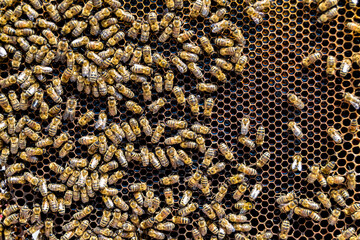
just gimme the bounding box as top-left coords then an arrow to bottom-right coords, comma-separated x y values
3,213 -> 19,226
172,216 -> 190,225
153,52 -> 169,69
214,183 -> 228,202
10,50 -> 22,69
343,92 -> 360,110
25,45 -> 38,64
238,135 -> 256,149
148,98 -> 167,114
315,191 -> 331,208
299,198 -> 320,211
219,218 -> 235,235
208,222 -> 219,235
254,151 -> 270,169
152,147 -> 169,168
23,4 -> 39,20
233,182 -> 248,201
162,70 -> 174,92
130,199 -> 145,216
47,193 -> 59,212
179,202 -> 199,216
201,204 -> 216,220
174,0 -> 183,8
248,183 -> 262,201
339,58 -> 352,77
53,132 -> 69,148
109,123 -> 125,142
171,55 -> 188,74
301,51 -> 323,68
31,203 -> 41,223
317,6 -> 339,22
177,30 -> 195,43
3,203 -> 19,218
287,93 -> 305,110
307,164 -> 320,183
228,172 -> 247,185
197,83 -> 218,93
346,170 -> 356,190
326,55 -> 337,76
195,217 -> 207,236
187,169 -> 202,189
73,205 -> 94,220
327,127 -> 343,143
336,227 -> 355,240
120,121 -> 136,142
78,110 -> 94,126
237,163 -> 257,176
160,175 -> 180,186
59,140 -> 74,158
208,162 -> 226,175
190,0 -> 203,18
291,154 -> 302,172
44,219 -> 54,237
179,50 -> 199,62
148,229 -> 165,239
326,208 -> 342,225
318,0 -> 338,11
210,66 -> 227,82
215,58 -> 233,72
331,190 -> 347,207
47,115 -> 61,137
279,200 -> 298,213
152,207 -> 171,223
346,22 -> 360,34
211,19 -> 232,34
126,100 -> 144,114
127,19 -> 142,39
287,121 -> 303,140
327,175 -> 346,185
245,6 -> 265,24
147,11 -> 159,33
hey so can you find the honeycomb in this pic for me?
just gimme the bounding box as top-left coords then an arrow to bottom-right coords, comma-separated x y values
1,0 -> 360,239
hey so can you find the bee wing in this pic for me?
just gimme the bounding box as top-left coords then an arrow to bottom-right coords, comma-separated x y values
297,161 -> 303,172
291,160 -> 298,171
351,102 -> 360,110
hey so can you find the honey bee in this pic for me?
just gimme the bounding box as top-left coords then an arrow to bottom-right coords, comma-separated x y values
326,174 -> 345,185
237,135 -> 255,149
23,4 -> 39,20
177,30 -> 195,43
346,21 -> 360,34
325,208 -> 342,225
234,200 -> 254,214
298,198 -> 320,211
318,5 -> 339,21
31,203 -> 41,224
287,121 -> 303,140
178,202 -> 198,216
145,12 -> 158,33
120,121 -> 135,142
289,154 -> 302,172
248,183 -> 262,201
74,205 -> 94,220
170,55 -> 188,74
190,0 -> 203,18
287,93 -> 305,110
148,97 -> 166,113
339,58 -> 352,77
232,182 -> 248,200
47,193 -> 59,212
325,55 -> 337,76
126,100 -> 144,114
278,200 -> 298,213
331,190 -> 347,208
207,162 -> 225,175
78,110 -> 94,126
59,140 -> 74,158
343,92 -> 360,110
315,191 -> 331,208
307,164 -> 320,183
336,227 -> 355,240
211,19 -> 232,34
245,6 -> 265,24
327,127 -> 343,143
3,213 -> 19,226
227,214 -> 248,224
345,170 -> 356,190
